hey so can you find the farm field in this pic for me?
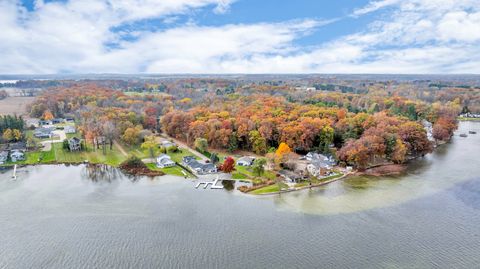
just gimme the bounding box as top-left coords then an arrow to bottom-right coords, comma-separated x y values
0,97 -> 35,116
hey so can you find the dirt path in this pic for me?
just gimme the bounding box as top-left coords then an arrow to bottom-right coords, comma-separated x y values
114,140 -> 128,157
158,134 -> 209,161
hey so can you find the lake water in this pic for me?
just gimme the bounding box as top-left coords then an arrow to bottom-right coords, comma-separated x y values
1,122 -> 479,268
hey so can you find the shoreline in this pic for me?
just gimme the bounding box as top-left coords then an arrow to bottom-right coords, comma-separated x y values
252,172 -> 352,196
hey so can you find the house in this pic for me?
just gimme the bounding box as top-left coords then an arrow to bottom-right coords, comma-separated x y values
38,120 -> 52,126
307,161 -> 331,177
236,156 -> 255,166
182,156 -> 218,175
160,140 -> 176,149
8,142 -> 27,152
10,150 -> 25,162
64,125 -> 76,134
68,137 -> 81,151
34,127 -> 55,138
0,151 -> 8,164
52,118 -> 64,124
156,154 -> 176,168
305,152 -> 336,165
421,120 -> 435,142
279,169 -> 304,183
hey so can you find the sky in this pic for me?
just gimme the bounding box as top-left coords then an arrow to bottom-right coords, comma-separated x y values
1,0 -> 480,74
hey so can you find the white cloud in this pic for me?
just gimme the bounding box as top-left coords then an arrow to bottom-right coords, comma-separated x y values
0,0 -> 479,74
352,0 -> 400,16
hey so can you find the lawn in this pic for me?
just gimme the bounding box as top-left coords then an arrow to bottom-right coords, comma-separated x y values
458,117 -> 480,121
146,163 -> 191,177
168,148 -> 200,163
53,143 -> 127,166
294,173 -> 344,188
1,147 -> 55,166
234,164 -> 276,180
250,182 -> 288,195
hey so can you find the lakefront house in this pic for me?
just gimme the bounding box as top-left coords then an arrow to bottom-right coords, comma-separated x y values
68,137 -> 81,151
182,156 -> 217,175
10,150 -> 25,162
156,154 -> 176,168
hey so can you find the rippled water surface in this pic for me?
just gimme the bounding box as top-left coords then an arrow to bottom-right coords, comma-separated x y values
1,122 -> 479,268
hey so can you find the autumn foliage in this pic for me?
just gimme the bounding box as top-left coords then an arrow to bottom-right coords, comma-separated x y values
219,157 -> 235,173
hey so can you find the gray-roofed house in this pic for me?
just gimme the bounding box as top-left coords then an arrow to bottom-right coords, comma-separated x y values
305,152 -> 336,177
10,150 -> 25,162
8,142 -> 27,152
279,170 -> 303,183
0,151 -> 8,164
68,137 -> 81,151
34,127 -> 55,138
236,156 -> 255,166
156,154 -> 176,168
52,118 -> 64,124
182,156 -> 217,175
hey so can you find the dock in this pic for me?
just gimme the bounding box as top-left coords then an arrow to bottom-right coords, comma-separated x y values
195,176 -> 224,189
12,164 -> 17,180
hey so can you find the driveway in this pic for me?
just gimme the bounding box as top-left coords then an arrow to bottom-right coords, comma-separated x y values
40,130 -> 66,151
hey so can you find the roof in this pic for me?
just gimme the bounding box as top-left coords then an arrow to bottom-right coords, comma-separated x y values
35,127 -> 54,133
237,156 -> 255,163
309,160 -> 331,169
157,154 -> 175,165
183,156 -> 215,171
157,154 -> 172,161
69,137 -> 81,143
279,170 -> 302,180
182,156 -> 196,163
9,142 -> 26,151
161,141 -> 176,147
10,150 -> 24,156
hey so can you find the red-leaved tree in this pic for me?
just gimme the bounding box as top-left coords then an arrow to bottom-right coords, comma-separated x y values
220,157 -> 235,173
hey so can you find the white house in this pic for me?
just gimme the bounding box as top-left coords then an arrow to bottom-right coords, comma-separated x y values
10,150 -> 25,162
307,161 -> 332,177
0,151 -> 8,164
160,140 -> 177,149
64,125 -> 76,134
236,156 -> 255,166
156,154 -> 176,168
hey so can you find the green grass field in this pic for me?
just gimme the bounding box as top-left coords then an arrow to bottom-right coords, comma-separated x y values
250,182 -> 288,195
53,143 -> 127,166
233,164 -> 276,180
294,173 -> 344,188
145,163 -> 190,177
458,117 -> 480,121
